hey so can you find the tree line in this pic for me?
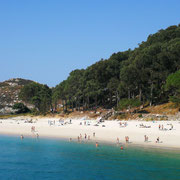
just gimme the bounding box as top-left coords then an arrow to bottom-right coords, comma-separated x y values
19,25 -> 180,114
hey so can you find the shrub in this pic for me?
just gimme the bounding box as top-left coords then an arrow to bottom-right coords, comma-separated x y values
12,103 -> 30,114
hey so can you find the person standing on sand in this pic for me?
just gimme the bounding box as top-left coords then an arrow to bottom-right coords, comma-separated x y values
144,135 -> 146,142
93,132 -> 95,137
125,136 -> 129,143
85,133 -> 87,140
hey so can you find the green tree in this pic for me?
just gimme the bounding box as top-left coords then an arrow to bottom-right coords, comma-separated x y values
12,103 -> 30,114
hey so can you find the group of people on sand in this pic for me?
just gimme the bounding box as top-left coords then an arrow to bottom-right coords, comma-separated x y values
116,136 -> 129,144
76,132 -> 96,142
159,124 -> 173,131
159,124 -> 164,130
144,135 -> 162,143
119,122 -> 127,127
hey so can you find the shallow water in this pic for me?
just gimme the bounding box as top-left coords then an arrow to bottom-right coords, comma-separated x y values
0,135 -> 179,180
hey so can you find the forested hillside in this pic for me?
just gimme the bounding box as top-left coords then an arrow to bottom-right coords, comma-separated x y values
52,25 -> 180,112
19,25 -> 180,114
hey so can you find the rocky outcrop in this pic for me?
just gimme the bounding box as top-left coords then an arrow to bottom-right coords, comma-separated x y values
0,78 -> 34,114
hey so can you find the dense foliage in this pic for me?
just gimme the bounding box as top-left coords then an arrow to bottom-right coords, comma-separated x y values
19,82 -> 52,114
165,70 -> 180,106
18,25 -> 180,114
53,25 -> 180,111
12,103 -> 30,114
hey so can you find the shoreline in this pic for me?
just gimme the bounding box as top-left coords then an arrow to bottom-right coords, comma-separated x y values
0,117 -> 180,150
1,132 -> 180,152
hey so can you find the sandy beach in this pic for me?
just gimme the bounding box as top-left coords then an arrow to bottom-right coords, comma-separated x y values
0,116 -> 180,149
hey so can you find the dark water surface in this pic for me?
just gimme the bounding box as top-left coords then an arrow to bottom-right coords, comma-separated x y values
0,135 -> 179,180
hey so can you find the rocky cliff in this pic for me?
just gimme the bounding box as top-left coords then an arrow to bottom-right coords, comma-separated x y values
0,78 -> 34,114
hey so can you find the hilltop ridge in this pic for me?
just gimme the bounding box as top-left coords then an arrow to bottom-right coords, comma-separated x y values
0,78 -> 34,114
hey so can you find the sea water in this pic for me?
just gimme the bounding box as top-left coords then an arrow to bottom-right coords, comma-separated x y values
0,135 -> 179,180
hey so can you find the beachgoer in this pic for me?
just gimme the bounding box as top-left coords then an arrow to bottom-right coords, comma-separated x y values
159,124 -> 161,130
144,135 -> 147,142
162,125 -> 164,130
120,146 -> 123,150
96,142 -> 99,147
93,132 -> 95,137
156,137 -> 159,143
125,136 -> 129,143
170,124 -> 173,130
69,138 -> 72,141
36,133 -> 39,138
117,137 -> 119,144
20,135 -> 24,139
85,134 -> 87,139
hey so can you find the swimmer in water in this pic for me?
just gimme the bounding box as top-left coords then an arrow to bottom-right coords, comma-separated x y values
120,146 -> 123,150
36,133 -> 39,138
96,142 -> 99,147
20,135 -> 24,139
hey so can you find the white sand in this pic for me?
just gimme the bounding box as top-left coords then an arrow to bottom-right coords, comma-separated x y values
0,117 -> 180,149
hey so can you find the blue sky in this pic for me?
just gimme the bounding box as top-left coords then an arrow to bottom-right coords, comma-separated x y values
0,0 -> 179,87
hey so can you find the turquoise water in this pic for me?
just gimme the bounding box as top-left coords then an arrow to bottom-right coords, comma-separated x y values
0,135 -> 180,180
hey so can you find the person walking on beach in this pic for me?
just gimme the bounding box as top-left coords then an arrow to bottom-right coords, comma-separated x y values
85,133 -> 87,140
93,132 -> 95,137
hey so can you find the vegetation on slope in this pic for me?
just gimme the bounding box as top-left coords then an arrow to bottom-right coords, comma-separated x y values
52,25 -> 180,111
18,24 -> 180,115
